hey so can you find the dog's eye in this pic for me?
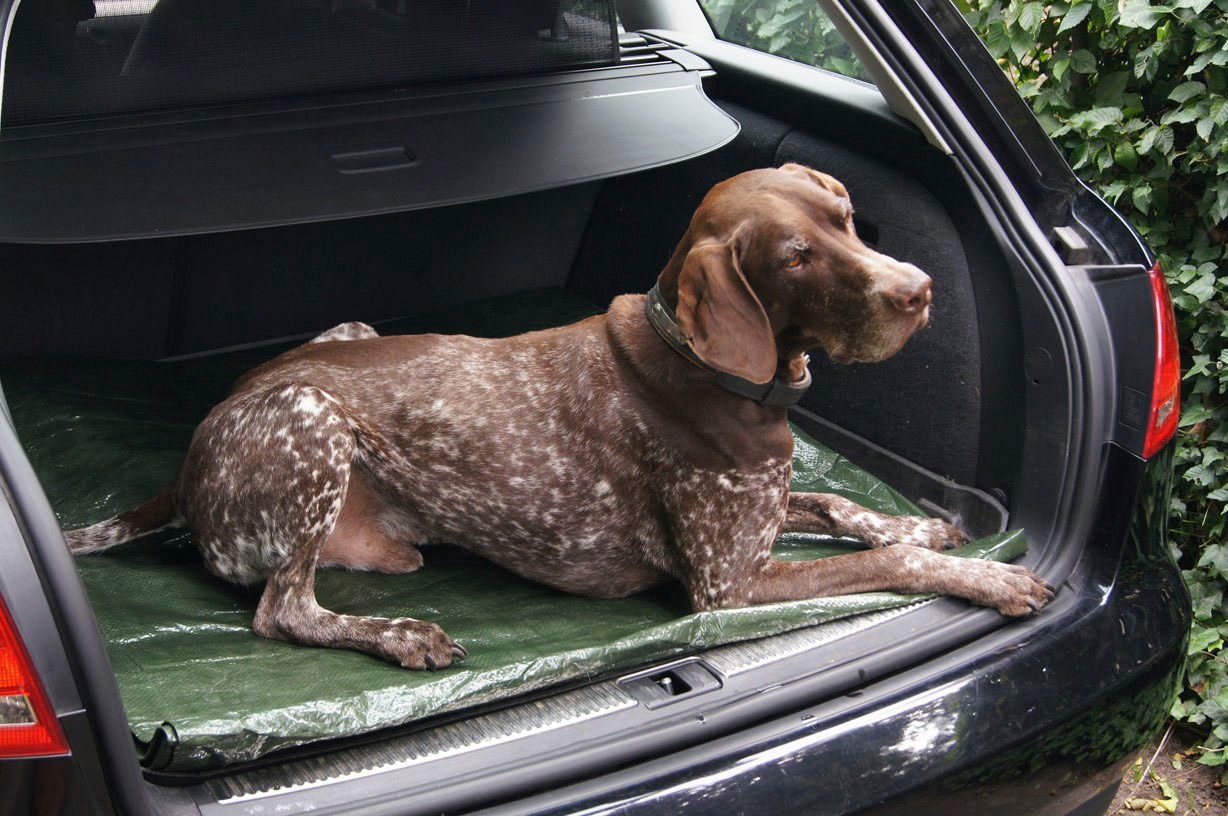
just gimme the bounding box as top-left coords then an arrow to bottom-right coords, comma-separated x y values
786,253 -> 805,270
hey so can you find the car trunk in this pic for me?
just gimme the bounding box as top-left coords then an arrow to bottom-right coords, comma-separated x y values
0,33 -> 1055,802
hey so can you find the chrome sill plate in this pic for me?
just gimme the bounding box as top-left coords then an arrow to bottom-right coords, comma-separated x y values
200,600 -> 930,809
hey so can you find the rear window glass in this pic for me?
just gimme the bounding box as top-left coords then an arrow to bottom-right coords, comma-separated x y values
2,0 -> 618,126
699,0 -> 869,82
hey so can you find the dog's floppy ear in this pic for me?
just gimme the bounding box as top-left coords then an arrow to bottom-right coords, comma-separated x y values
782,163 -> 849,200
675,242 -> 777,384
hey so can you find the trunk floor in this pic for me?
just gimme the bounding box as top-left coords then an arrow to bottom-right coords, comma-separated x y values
3,288 -> 1025,772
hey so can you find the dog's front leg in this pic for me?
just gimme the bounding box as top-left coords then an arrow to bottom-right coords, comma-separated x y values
784,492 -> 968,551
672,486 -> 1050,617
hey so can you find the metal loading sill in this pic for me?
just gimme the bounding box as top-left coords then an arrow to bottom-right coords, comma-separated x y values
2,288 -> 1025,772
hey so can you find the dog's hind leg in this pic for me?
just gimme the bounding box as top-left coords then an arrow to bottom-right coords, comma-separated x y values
783,492 -> 968,551
180,383 -> 462,669
317,473 -> 425,575
253,530 -> 463,670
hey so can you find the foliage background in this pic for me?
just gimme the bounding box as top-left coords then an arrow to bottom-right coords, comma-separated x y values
702,0 -> 1228,777
963,0 -> 1228,779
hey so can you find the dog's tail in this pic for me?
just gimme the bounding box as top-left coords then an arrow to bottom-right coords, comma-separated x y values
63,488 -> 178,555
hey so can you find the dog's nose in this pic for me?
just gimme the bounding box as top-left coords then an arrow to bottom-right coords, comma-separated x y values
886,271 -> 932,314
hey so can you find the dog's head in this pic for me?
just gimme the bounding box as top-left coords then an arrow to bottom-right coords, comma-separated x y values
661,163 -> 932,384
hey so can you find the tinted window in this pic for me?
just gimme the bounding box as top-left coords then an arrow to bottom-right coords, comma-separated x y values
700,0 -> 869,82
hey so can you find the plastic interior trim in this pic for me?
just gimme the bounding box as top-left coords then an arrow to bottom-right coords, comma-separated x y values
816,0 -> 952,153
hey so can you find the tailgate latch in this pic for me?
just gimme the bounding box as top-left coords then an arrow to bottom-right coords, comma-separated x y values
618,659 -> 722,709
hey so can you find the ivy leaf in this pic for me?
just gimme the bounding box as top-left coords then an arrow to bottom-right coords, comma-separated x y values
1192,352 -> 1220,378
1198,543 -> 1228,576
1190,625 -> 1223,654
1185,463 -> 1214,485
1186,269 -> 1218,302
1057,2 -> 1094,31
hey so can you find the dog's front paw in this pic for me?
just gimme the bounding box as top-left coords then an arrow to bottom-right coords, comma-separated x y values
909,517 -> 971,551
962,561 -> 1055,617
375,618 -> 468,670
861,515 -> 970,551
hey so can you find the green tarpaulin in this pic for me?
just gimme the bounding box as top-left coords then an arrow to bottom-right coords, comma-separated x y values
3,289 -> 1024,772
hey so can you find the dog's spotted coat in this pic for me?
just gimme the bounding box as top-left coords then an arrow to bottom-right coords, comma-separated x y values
66,165 -> 1053,669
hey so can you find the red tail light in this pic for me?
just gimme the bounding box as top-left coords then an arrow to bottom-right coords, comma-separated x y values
1142,261 -> 1180,459
0,595 -> 69,757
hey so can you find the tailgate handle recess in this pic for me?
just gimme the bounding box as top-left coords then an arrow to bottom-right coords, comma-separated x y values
618,659 -> 722,709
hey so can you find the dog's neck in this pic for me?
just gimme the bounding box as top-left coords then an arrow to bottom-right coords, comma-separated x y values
644,284 -> 811,407
653,262 -> 813,389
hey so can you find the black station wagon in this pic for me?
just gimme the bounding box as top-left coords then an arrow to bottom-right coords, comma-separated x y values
0,0 -> 1187,814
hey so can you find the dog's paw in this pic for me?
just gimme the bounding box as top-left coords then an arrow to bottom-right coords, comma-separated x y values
862,515 -> 970,551
962,561 -> 1055,617
911,517 -> 972,551
375,618 -> 467,670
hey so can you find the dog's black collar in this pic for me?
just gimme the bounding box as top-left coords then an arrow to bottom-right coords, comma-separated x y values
644,284 -> 812,408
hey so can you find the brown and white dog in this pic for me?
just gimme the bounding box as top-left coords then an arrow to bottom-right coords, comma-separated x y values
66,164 -> 1053,669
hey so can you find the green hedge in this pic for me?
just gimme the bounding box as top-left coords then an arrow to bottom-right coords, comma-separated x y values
959,0 -> 1228,779
697,0 -> 1228,779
